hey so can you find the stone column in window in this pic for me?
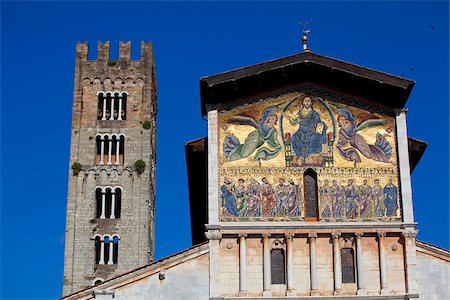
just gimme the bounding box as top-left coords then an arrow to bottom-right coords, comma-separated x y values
99,137 -> 105,165
107,137 -> 113,165
102,96 -> 107,120
118,94 -> 123,121
377,232 -> 388,294
355,232 -> 366,295
115,137 -> 121,165
110,191 -> 116,219
262,233 -> 272,297
107,239 -> 114,265
332,232 -> 342,295
100,190 -> 106,219
285,233 -> 295,296
99,239 -> 105,265
239,233 -> 247,294
308,233 -> 319,296
110,95 -> 115,120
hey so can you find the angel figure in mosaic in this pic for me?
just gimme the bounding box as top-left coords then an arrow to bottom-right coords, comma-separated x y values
335,108 -> 393,167
384,179 -> 398,217
221,178 -> 238,217
372,179 -> 385,218
247,178 -> 262,217
287,178 -> 302,217
359,179 -> 372,219
319,179 -> 332,219
330,180 -> 345,219
223,105 -> 282,163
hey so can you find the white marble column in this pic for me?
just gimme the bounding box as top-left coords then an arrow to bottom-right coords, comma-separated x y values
403,230 -> 419,296
262,233 -> 272,297
100,191 -> 106,219
107,240 -> 114,265
332,232 -> 342,295
102,96 -> 107,120
355,233 -> 366,295
118,95 -> 123,120
239,234 -> 247,294
107,138 -> 112,165
285,233 -> 295,296
99,137 -> 105,165
309,233 -> 319,296
99,240 -> 105,264
109,95 -> 115,120
110,192 -> 116,219
378,232 -> 388,294
205,230 -> 222,298
115,138 -> 120,165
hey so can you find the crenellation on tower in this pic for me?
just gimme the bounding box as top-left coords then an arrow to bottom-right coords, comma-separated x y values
63,41 -> 157,295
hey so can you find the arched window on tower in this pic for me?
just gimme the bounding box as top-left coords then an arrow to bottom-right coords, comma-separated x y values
94,236 -> 101,264
96,134 -> 125,165
97,91 -> 127,120
341,248 -> 356,283
271,249 -> 286,284
304,168 -> 319,221
95,186 -> 122,219
114,187 -> 122,219
94,235 -> 119,265
95,188 -> 102,218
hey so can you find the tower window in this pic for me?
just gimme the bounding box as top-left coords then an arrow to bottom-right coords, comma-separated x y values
96,134 -> 125,165
95,186 -> 122,219
97,91 -> 128,120
94,235 -> 120,265
341,248 -> 356,283
271,249 -> 286,284
304,168 -> 319,220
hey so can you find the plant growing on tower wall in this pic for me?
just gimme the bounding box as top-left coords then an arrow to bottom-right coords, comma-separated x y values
134,159 -> 146,175
71,162 -> 82,176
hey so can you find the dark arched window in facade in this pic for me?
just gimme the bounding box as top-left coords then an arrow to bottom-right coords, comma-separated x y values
341,248 -> 356,283
95,187 -> 122,219
94,236 -> 101,264
95,188 -> 102,218
271,249 -> 286,284
304,168 -> 319,220
96,134 -> 125,165
114,187 -> 122,219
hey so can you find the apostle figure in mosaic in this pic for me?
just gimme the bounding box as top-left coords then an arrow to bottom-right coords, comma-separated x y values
235,178 -> 248,217
359,179 -> 372,219
335,108 -> 393,167
261,178 -> 276,216
287,178 -> 301,217
384,179 -> 398,217
274,178 -> 289,216
221,178 -> 238,216
223,105 -> 282,163
345,179 -> 359,219
330,180 -> 344,219
247,178 -> 262,217
372,179 -> 385,218
286,96 -> 328,162
319,179 -> 332,219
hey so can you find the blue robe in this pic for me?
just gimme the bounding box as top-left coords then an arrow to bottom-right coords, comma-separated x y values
221,184 -> 238,216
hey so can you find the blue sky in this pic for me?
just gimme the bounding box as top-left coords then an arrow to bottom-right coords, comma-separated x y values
1,1 -> 448,299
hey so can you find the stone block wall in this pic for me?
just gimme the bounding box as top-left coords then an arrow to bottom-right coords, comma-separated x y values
63,41 -> 157,295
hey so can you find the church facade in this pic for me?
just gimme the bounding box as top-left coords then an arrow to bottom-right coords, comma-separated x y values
61,42 -> 449,300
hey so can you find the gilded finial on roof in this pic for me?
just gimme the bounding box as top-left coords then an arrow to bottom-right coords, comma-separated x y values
300,20 -> 311,52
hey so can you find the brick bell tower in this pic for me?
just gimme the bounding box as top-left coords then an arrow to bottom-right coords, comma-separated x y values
63,41 -> 157,295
